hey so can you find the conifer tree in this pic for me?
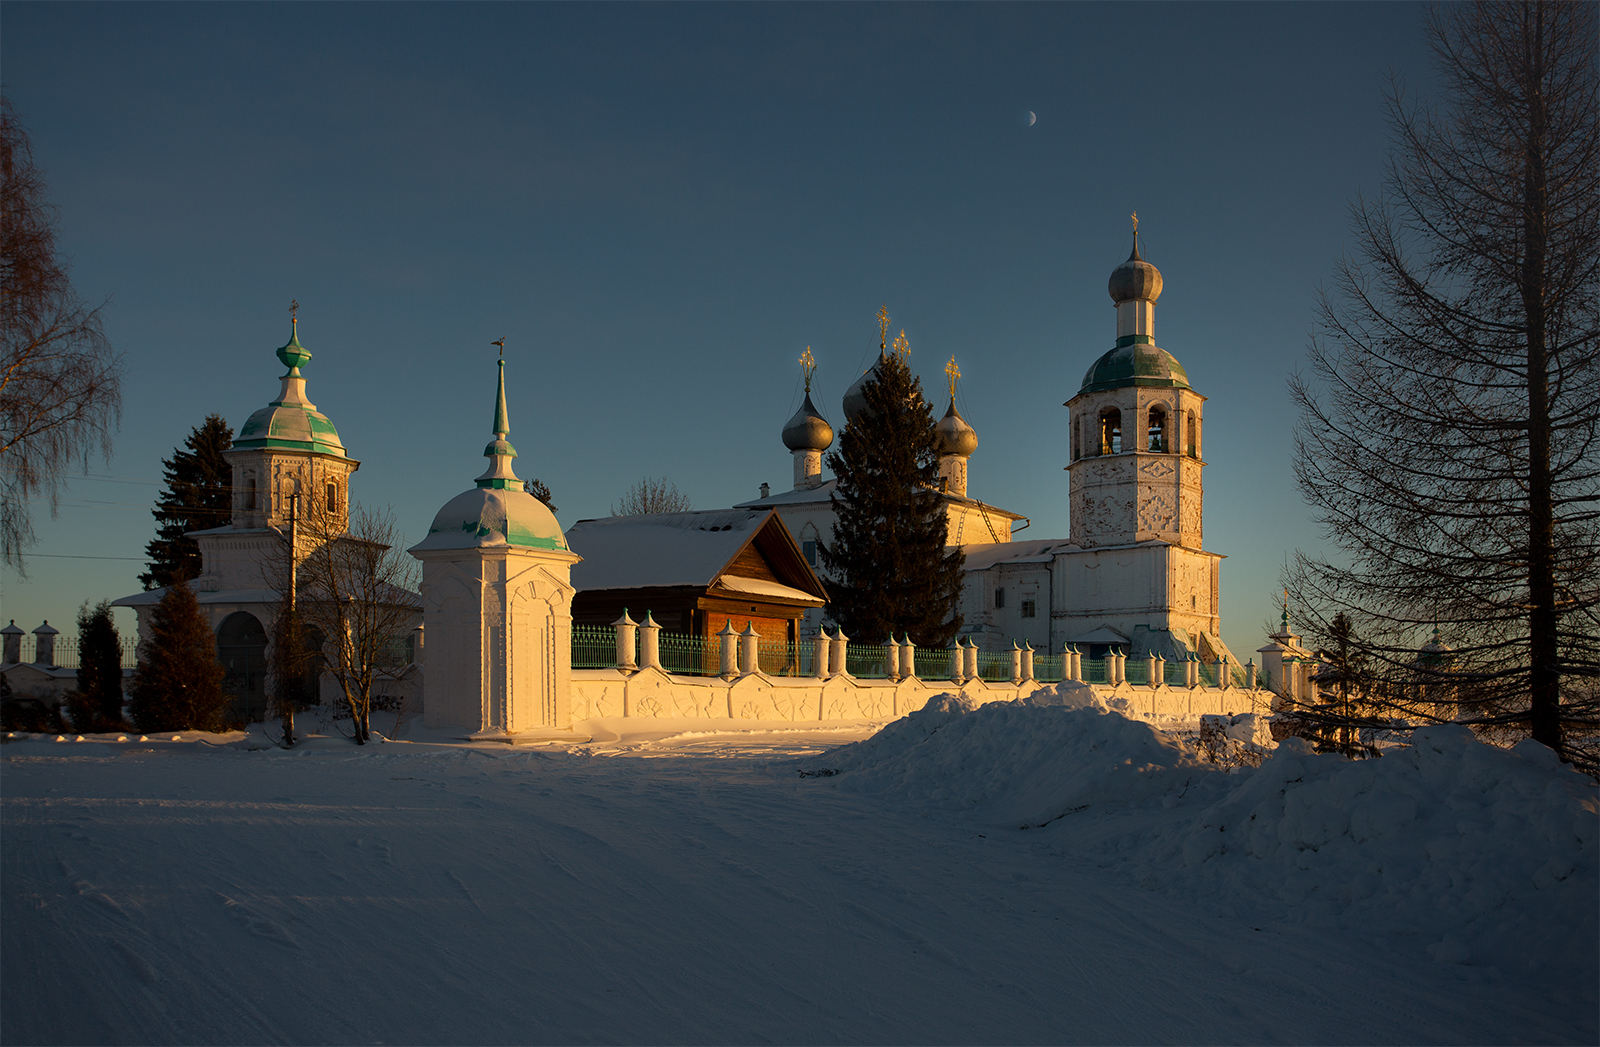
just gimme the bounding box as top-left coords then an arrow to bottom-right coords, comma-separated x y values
820,346 -> 964,647
69,600 -> 123,730
142,414 -> 233,589
127,580 -> 227,732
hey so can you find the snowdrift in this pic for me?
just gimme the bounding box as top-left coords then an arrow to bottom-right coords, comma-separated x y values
809,694 -> 1599,974
818,683 -> 1209,827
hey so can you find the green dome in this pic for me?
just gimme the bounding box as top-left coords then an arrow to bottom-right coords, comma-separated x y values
233,321 -> 350,457
1079,340 -> 1191,394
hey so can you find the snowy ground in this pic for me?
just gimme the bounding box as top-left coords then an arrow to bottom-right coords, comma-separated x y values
3,696 -> 1596,1046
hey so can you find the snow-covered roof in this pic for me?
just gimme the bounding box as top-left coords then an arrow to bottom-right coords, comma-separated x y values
733,480 -> 838,508
565,509 -> 823,604
961,539 -> 1080,572
711,575 -> 822,605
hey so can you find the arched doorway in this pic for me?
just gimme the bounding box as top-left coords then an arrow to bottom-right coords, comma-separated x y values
217,612 -> 268,723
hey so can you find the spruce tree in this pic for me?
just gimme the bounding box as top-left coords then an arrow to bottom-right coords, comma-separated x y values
127,580 -> 227,732
70,600 -> 123,730
820,348 -> 965,647
141,414 -> 233,589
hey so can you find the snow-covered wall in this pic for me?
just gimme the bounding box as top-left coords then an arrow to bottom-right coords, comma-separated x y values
570,666 -> 1270,724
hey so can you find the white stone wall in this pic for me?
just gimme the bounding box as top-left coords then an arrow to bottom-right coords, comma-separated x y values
569,667 -> 1271,726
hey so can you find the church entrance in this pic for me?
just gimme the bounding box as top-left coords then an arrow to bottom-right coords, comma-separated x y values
217,612 -> 268,724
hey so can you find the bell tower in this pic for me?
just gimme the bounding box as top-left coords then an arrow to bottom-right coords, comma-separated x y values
1065,226 -> 1206,550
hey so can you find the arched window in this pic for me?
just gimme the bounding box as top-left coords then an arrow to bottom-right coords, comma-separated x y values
1186,412 -> 1198,457
244,477 -> 257,511
1147,405 -> 1168,452
1099,408 -> 1122,455
326,482 -> 339,514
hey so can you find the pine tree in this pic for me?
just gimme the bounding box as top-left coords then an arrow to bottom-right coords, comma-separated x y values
127,580 -> 227,732
69,600 -> 123,730
820,349 -> 965,647
141,414 -> 233,589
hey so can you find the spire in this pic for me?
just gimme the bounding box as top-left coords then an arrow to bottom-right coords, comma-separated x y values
276,315 -> 312,375
476,345 -> 521,490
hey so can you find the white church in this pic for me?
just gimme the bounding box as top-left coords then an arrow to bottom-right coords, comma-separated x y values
90,230 -> 1286,738
737,234 -> 1241,673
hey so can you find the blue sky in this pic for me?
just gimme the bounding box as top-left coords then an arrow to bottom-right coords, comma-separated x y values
3,2 -> 1434,661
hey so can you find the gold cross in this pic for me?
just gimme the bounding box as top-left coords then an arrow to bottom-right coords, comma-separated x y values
945,356 -> 960,399
1131,211 -> 1138,234
289,299 -> 299,320
491,338 -> 505,357
799,347 -> 816,392
892,329 -> 909,358
877,305 -> 890,348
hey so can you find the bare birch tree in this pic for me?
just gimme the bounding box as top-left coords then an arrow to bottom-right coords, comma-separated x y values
610,475 -> 691,515
294,503 -> 420,744
1289,1 -> 1599,772
0,98 -> 122,572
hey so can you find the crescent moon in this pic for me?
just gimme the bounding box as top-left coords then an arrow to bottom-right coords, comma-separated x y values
1027,111 -> 1037,126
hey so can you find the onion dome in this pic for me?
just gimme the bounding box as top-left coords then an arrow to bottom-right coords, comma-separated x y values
782,392 -> 834,452
233,320 -> 350,457
934,400 -> 978,457
1079,343 -> 1191,393
841,349 -> 888,425
1108,235 -> 1163,304
1418,626 -> 1454,668
410,357 -> 567,553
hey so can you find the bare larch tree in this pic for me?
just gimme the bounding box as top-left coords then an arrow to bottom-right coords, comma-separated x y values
1289,1 -> 1599,770
0,98 -> 122,572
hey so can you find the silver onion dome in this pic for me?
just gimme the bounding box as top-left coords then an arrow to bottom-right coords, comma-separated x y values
934,399 -> 978,457
1108,236 -> 1163,304
782,392 -> 835,452
842,350 -> 888,425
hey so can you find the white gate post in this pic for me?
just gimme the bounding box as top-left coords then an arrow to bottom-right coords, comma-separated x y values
719,620 -> 739,679
1010,641 -> 1023,684
613,609 -> 638,672
831,629 -> 849,678
1022,642 -> 1034,683
638,611 -> 661,671
739,622 -> 760,676
963,638 -> 979,682
900,634 -> 916,680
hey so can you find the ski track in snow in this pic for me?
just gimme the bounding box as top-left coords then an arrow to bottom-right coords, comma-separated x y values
2,728 -> 1595,1046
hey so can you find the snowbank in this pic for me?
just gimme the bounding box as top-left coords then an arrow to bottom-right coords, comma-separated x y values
808,699 -> 1599,976
816,684 -> 1212,827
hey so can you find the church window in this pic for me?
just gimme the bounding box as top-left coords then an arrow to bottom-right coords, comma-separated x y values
1099,408 -> 1122,455
244,477 -> 257,511
995,587 -> 1005,609
327,482 -> 339,513
1021,599 -> 1036,618
802,540 -> 817,566
1186,412 -> 1198,457
1148,405 -> 1168,452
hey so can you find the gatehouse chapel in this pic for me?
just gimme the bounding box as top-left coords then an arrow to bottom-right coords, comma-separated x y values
90,225 -> 1250,733
112,320 -> 421,724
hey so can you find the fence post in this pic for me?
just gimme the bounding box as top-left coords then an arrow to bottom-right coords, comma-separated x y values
1065,644 -> 1078,682
1146,651 -> 1159,688
1022,641 -> 1034,683
1010,641 -> 1023,685
719,620 -> 739,679
1114,649 -> 1127,686
612,609 -> 638,671
963,638 -> 979,682
1187,653 -> 1200,689
900,634 -> 916,680
638,611 -> 661,671
831,629 -> 849,678
949,639 -> 965,684
882,636 -> 900,682
1246,659 -> 1258,690
812,626 -> 831,678
737,622 -> 761,676
1215,657 -> 1228,689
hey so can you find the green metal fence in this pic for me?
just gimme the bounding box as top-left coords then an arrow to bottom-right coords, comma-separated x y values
571,624 -> 618,669
12,636 -> 140,670
1033,653 -> 1064,683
